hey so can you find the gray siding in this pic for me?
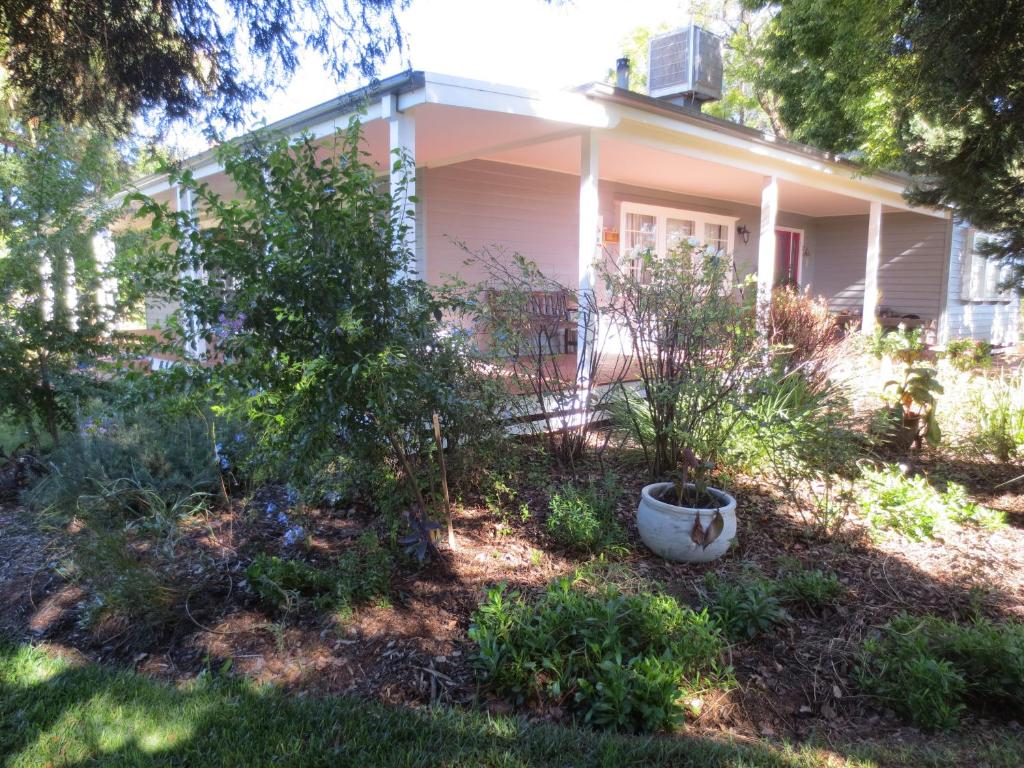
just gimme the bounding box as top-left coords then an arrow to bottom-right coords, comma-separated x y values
941,221 -> 1019,345
809,212 -> 948,319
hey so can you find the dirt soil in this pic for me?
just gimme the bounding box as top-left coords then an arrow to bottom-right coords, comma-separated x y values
3,444 -> 1024,752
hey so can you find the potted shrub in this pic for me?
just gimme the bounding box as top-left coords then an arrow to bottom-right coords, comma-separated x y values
602,243 -> 758,562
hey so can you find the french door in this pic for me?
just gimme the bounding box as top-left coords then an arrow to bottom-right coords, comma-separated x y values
775,228 -> 802,287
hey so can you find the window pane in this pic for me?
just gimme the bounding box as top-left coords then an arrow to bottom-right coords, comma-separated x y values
623,213 -> 657,255
704,222 -> 728,254
666,218 -> 696,252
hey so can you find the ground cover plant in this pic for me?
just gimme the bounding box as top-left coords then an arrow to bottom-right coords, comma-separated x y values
545,479 -> 624,554
857,464 -> 1005,540
857,614 -> 1024,730
469,573 -> 731,733
246,532 -> 392,614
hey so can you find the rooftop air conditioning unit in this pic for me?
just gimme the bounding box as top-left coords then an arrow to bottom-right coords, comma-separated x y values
648,25 -> 723,108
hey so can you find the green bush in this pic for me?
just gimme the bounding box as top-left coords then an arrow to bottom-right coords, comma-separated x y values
944,338 -> 993,372
857,614 -> 1024,729
703,572 -> 788,641
858,464 -> 1004,540
546,480 -> 623,553
246,532 -> 392,614
468,576 -> 730,733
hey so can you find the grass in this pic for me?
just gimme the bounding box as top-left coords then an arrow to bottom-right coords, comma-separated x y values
3,644 -> 1024,768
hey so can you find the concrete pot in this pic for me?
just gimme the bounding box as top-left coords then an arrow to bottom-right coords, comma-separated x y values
637,482 -> 737,563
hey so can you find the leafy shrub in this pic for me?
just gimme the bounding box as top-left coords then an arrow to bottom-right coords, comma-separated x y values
867,325 -> 926,364
546,480 -> 622,553
468,576 -> 730,733
246,532 -> 392,614
703,572 -> 788,641
727,369 -> 860,533
944,338 -> 993,372
967,373 -> 1024,463
857,614 -> 1024,729
132,120 -> 500,559
775,567 -> 844,610
767,286 -> 842,384
858,465 -> 1004,540
601,242 -> 760,479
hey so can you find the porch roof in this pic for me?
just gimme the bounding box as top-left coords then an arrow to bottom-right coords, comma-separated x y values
126,70 -> 946,221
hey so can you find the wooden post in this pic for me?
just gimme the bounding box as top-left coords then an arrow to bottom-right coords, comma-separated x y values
432,412 -> 456,550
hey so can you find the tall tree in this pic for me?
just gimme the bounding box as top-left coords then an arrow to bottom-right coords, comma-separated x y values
748,0 -> 1024,286
0,0 -> 407,132
0,118 -> 140,442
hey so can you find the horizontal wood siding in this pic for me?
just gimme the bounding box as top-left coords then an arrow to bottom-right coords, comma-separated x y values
424,160 -> 579,286
810,212 -> 947,319
423,159 -> 814,287
941,221 -> 1019,345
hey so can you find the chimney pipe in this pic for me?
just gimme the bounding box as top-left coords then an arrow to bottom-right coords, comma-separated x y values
615,57 -> 631,90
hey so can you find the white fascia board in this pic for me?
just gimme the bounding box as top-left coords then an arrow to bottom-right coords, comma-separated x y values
125,97 -> 399,199
421,73 -> 619,129
609,106 -> 947,218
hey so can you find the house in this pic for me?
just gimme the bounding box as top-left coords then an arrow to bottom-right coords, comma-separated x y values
123,26 -> 1018,370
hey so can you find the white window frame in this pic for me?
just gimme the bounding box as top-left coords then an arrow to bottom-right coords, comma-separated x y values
962,229 -> 1011,303
775,225 -> 805,287
619,201 -> 737,261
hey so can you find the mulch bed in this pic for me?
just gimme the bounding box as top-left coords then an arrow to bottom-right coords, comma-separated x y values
2,439 -> 1023,750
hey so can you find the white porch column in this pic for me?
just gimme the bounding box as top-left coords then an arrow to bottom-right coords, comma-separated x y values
756,175 -> 779,325
91,230 -> 117,325
174,184 -> 207,358
383,93 -> 417,278
576,130 -> 600,390
862,201 -> 883,334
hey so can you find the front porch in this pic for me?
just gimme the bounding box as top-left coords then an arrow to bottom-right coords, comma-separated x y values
131,74 -> 953,370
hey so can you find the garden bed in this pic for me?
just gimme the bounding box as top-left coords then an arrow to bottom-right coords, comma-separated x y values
3,440 -> 1023,761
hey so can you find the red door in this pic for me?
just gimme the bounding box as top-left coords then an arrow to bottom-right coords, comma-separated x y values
775,230 -> 801,287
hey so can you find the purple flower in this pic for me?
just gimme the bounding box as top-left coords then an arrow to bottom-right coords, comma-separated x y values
265,502 -> 277,515
276,511 -> 289,525
283,525 -> 304,547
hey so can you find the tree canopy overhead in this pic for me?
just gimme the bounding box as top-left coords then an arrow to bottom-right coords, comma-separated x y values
747,0 -> 1024,286
0,0 -> 407,132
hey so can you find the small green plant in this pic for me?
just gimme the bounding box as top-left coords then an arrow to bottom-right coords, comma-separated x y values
867,325 -> 926,364
246,532 -> 392,614
968,373 -> 1024,463
775,567 -> 844,610
546,479 -> 623,553
883,363 -> 943,449
857,613 -> 1024,730
703,572 -> 788,641
468,575 -> 730,733
858,464 -> 1004,540
944,338 -> 993,372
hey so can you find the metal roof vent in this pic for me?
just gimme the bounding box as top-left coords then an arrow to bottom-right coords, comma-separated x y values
648,25 -> 723,108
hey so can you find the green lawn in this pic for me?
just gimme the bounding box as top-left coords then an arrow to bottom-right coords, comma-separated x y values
1,643 -> 1021,768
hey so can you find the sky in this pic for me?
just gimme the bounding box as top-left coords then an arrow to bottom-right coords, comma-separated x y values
169,0 -> 692,154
